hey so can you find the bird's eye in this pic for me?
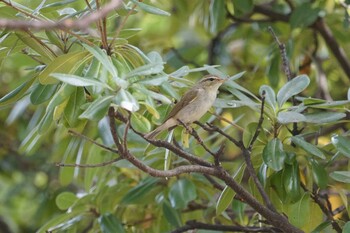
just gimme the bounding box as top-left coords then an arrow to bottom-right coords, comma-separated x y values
209,78 -> 215,81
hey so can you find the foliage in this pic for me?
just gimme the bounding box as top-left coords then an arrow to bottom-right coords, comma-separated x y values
0,0 -> 350,233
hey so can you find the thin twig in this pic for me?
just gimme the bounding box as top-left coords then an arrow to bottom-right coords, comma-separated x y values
111,4 -> 137,46
206,123 -> 241,148
248,91 -> 266,150
108,107 -> 124,154
68,129 -> 118,153
172,220 -> 282,233
268,26 -> 292,81
55,157 -> 122,168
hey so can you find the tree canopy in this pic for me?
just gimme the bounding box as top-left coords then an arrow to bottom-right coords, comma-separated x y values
0,0 -> 350,233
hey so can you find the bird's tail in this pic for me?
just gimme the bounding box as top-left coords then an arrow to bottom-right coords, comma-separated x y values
144,127 -> 163,139
144,119 -> 175,139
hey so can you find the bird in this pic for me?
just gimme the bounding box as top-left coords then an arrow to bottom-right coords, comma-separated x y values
145,74 -> 225,139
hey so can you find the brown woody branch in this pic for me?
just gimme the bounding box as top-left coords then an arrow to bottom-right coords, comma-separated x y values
108,107 -> 303,233
172,220 -> 282,233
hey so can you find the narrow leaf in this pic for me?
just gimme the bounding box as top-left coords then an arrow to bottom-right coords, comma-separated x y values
304,112 -> 346,124
330,171 -> 350,183
114,89 -> 140,112
131,0 -> 171,16
331,135 -> 350,158
216,186 -> 235,215
168,179 -> 197,209
291,136 -> 325,159
30,83 -> 58,105
38,51 -> 91,84
277,111 -> 306,124
15,31 -> 56,62
55,192 -> 78,210
51,73 -> 113,90
99,213 -> 125,233
259,85 -> 276,111
277,75 -> 310,107
0,76 -> 35,106
263,138 -> 286,171
79,96 -> 113,121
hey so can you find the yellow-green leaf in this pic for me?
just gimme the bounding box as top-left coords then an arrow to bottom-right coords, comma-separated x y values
38,51 -> 91,84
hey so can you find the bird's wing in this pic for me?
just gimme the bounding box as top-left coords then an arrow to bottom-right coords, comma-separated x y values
164,88 -> 199,121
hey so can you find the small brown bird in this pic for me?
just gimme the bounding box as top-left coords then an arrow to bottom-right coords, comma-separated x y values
145,74 -> 225,139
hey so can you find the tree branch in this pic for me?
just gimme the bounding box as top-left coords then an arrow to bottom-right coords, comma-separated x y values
108,107 -> 303,233
0,0 -> 123,30
172,220 -> 282,233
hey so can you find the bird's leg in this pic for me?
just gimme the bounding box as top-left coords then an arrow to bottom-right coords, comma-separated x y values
177,120 -> 203,144
177,120 -> 193,134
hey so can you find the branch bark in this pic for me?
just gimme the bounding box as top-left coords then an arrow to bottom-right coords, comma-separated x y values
108,107 -> 303,233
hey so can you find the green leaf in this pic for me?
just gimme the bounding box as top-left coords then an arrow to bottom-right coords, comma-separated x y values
277,111 -> 306,124
216,186 -> 235,215
63,87 -> 85,127
270,170 -> 287,202
342,221 -> 350,233
304,112 -> 346,124
302,97 -> 326,105
45,30 -> 64,50
131,0 -> 171,16
46,84 -> 76,113
263,138 -> 286,171
308,100 -> 350,109
15,31 -> 56,63
0,76 -> 35,106
55,192 -> 78,210
134,86 -> 171,104
83,44 -> 128,89
131,112 -> 151,133
38,107 -> 54,134
311,221 -> 331,233
98,213 -> 125,233
330,171 -> 350,183
79,96 -> 113,121
331,135 -> 350,158
216,163 -> 245,215
291,136 -> 325,159
51,73 -> 113,90
125,52 -> 164,78
232,0 -> 253,16
162,201 -> 181,227
38,51 -> 91,84
267,53 -> 280,88
277,75 -> 310,107
259,85 -> 276,111
227,71 -> 246,81
283,162 -> 302,203
209,0 -> 226,34
310,159 -> 328,189
290,3 -> 320,28
36,210 -> 84,233
121,177 -> 159,204
137,74 -> 168,86
168,179 -> 197,209
114,89 -> 140,112
242,122 -> 259,147
30,83 -> 58,105
287,194 -> 310,227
